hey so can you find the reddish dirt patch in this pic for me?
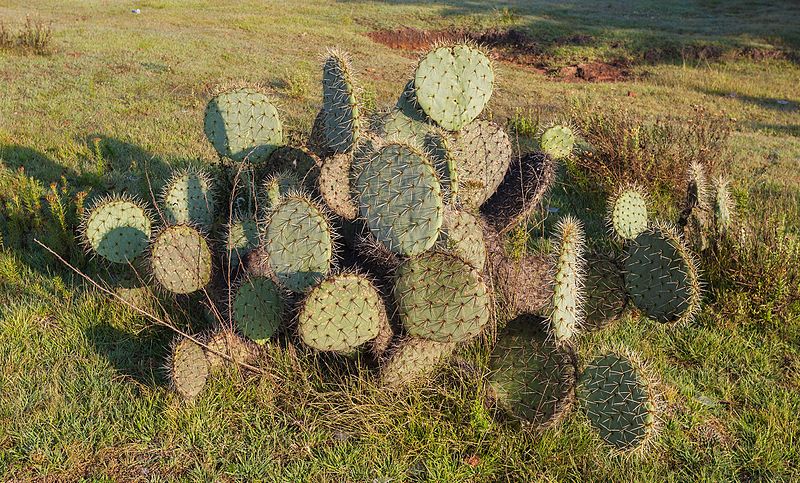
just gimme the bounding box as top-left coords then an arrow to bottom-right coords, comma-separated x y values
365,27 -> 630,82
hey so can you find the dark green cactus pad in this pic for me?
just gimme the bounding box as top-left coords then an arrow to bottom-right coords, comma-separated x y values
439,209 -> 486,270
298,273 -> 389,352
577,351 -> 658,452
260,170 -> 300,211
414,44 -> 494,131
583,250 -> 628,331
226,215 -> 259,266
355,142 -> 444,256
262,194 -> 333,292
233,275 -> 284,344
608,184 -> 648,241
396,79 -> 430,124
624,224 -> 701,324
161,168 -> 216,228
489,316 -> 576,427
82,195 -> 152,264
322,49 -> 360,154
451,120 -> 512,209
150,224 -> 213,294
539,125 -> 575,159
268,146 -> 321,189
204,330 -> 257,369
170,337 -> 209,400
550,216 -> 585,345
319,153 -> 357,220
380,337 -> 457,389
204,88 -> 283,162
394,252 -> 491,342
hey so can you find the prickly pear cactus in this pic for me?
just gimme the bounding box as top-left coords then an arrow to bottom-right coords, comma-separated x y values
682,161 -> 713,251
319,153 -> 357,220
161,168 -> 216,228
608,184 -> 648,241
539,125 -> 575,160
355,142 -> 444,256
489,317 -> 576,427
225,215 -> 259,266
624,224 -> 701,324
550,216 -> 585,345
713,176 -> 734,232
81,195 -> 152,264
577,350 -> 658,453
170,336 -> 210,400
439,208 -> 486,270
582,250 -> 627,331
204,87 -> 283,162
268,146 -> 321,189
261,194 -> 333,292
394,251 -> 491,343
414,43 -> 493,131
380,337 -> 457,388
260,170 -> 299,210
150,224 -> 213,294
204,329 -> 256,369
298,273 -> 389,353
451,119 -> 512,209
322,49 -> 360,154
233,275 -> 284,344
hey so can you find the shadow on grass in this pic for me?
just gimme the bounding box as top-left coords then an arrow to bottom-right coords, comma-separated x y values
85,322 -> 172,388
699,88 -> 799,112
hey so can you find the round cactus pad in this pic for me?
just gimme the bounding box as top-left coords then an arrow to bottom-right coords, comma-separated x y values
171,337 -> 209,400
414,44 -> 494,131
262,195 -> 333,292
394,252 -> 491,342
161,169 -> 215,228
204,88 -> 283,162
298,274 -> 388,352
151,224 -> 213,294
540,125 -> 575,159
381,337 -> 456,388
233,276 -> 283,344
355,143 -> 444,256
83,197 -> 152,264
610,187 -> 648,240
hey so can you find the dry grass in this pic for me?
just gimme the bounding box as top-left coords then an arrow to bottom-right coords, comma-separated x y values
0,16 -> 52,55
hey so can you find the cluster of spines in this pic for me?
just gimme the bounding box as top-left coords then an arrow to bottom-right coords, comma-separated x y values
549,216 -> 585,345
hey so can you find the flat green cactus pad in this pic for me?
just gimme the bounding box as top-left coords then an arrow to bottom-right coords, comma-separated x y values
394,251 -> 491,342
624,225 -> 701,324
451,120 -> 512,209
439,209 -> 486,270
262,194 -> 333,292
380,337 -> 457,389
226,216 -> 259,266
355,142 -> 444,256
233,276 -> 283,344
539,125 -> 575,159
322,49 -> 360,154
319,153 -> 357,220
170,337 -> 209,400
161,168 -> 215,228
583,251 -> 627,331
82,196 -> 152,264
489,317 -> 576,427
609,185 -> 648,241
150,224 -> 213,294
577,351 -> 658,452
204,88 -> 283,162
298,273 -> 388,352
550,216 -> 585,345
414,44 -> 494,131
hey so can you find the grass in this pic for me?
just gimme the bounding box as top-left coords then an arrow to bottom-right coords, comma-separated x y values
1,0 -> 799,480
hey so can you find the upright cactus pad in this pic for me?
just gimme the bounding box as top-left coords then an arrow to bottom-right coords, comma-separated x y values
225,215 -> 259,266
394,252 -> 491,342
322,49 -> 360,154
262,194 -> 333,292
414,43 -> 494,131
583,251 -> 627,331
451,120 -> 512,209
170,337 -> 209,400
686,161 -> 710,210
161,168 -> 216,228
150,224 -> 213,294
440,209 -> 486,270
298,273 -> 389,352
319,153 -> 357,220
233,275 -> 284,344
550,216 -> 585,345
489,317 -> 576,427
577,350 -> 658,452
608,184 -> 648,241
624,224 -> 701,324
539,125 -> 575,159
82,195 -> 152,264
380,337 -> 457,389
713,176 -> 734,232
355,142 -> 444,256
204,88 -> 283,162
396,79 -> 430,124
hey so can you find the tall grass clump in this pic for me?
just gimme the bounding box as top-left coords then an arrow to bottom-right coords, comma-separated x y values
0,16 -> 53,55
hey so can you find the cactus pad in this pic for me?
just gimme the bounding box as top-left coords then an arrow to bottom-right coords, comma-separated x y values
355,142 -> 444,256
440,209 -> 486,270
233,276 -> 284,344
226,216 -> 259,266
170,337 -> 209,400
161,168 -> 216,228
451,120 -> 512,209
539,125 -> 575,159
204,330 -> 256,369
260,170 -> 300,211
82,196 -> 152,264
204,88 -> 283,162
298,273 -> 389,352
322,49 -> 360,154
577,350 -> 658,452
713,176 -> 734,231
380,337 -> 456,388
262,194 -> 333,292
550,216 -> 585,345
150,224 -> 213,294
319,153 -> 357,220
414,44 -> 494,131
583,251 -> 627,331
394,252 -> 491,342
624,224 -> 701,324
268,146 -> 321,189
608,184 -> 648,241
489,317 -> 576,426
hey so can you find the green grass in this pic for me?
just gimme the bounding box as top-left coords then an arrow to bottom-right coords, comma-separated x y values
1,0 -> 799,480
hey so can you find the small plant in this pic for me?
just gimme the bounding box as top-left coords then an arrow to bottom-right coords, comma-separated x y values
0,16 -> 53,55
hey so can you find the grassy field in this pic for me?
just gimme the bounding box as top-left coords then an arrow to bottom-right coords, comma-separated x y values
1,0 -> 799,481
